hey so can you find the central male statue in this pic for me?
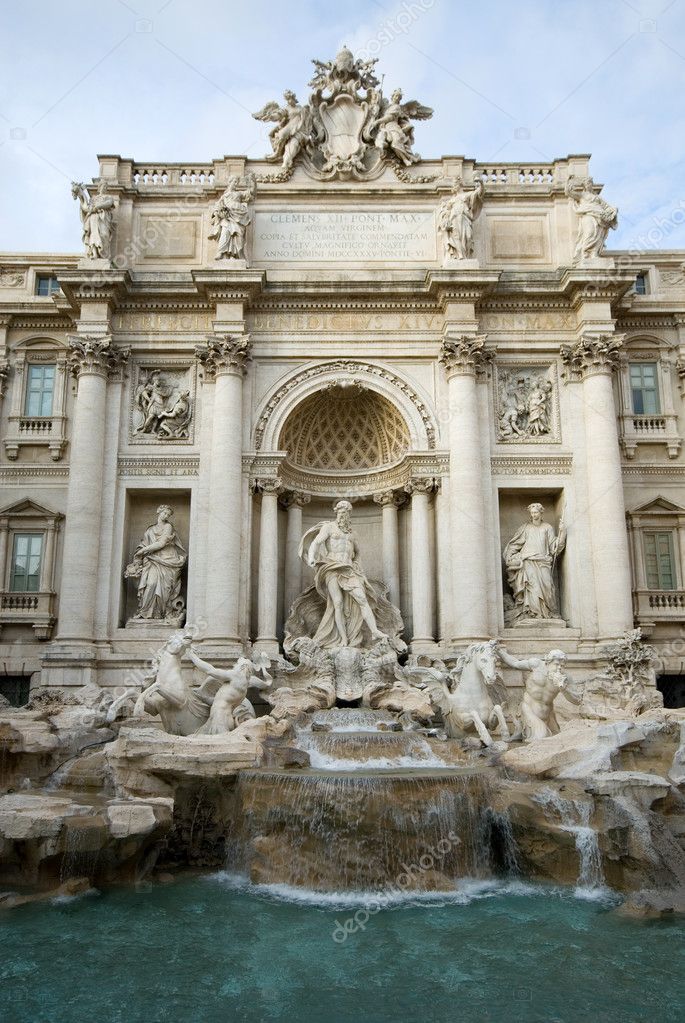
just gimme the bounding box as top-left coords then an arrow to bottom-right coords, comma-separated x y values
300,500 -> 387,649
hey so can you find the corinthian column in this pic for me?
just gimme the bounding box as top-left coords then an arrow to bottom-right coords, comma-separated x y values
373,490 -> 404,608
405,478 -> 437,650
57,336 -> 129,641
561,333 -> 633,637
282,490 -> 311,617
195,335 -> 251,644
440,334 -> 495,642
254,477 -> 282,655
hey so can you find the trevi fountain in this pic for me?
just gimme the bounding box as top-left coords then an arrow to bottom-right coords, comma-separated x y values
0,46 -> 684,1023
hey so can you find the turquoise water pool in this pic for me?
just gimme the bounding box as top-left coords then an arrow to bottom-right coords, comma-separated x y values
0,876 -> 683,1023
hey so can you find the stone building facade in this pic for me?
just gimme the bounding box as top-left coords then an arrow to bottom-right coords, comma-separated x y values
1,54 -> 684,700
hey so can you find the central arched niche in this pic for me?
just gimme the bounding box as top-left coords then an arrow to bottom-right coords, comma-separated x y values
278,383 -> 410,472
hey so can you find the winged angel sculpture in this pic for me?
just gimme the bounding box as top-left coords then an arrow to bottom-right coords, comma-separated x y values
253,47 -> 433,180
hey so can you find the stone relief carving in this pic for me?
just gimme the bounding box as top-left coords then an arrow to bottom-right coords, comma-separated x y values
503,502 -> 566,625
565,176 -> 618,263
132,368 -> 193,441
0,268 -> 25,288
437,178 -> 484,261
660,263 -> 685,288
124,504 -> 187,626
208,172 -> 255,261
253,47 -> 433,181
495,365 -> 557,441
71,180 -> 116,262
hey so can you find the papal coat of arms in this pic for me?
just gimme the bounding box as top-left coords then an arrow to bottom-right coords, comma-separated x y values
253,46 -> 433,181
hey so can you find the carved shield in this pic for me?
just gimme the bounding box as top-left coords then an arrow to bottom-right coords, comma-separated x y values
318,95 -> 367,162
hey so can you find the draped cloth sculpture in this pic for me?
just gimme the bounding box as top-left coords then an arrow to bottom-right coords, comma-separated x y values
125,505 -> 187,625
71,180 -> 116,261
296,500 -> 390,650
503,503 -> 565,624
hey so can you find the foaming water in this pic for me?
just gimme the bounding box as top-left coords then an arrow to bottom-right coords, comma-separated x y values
295,730 -> 449,770
307,708 -> 398,732
534,787 -> 605,889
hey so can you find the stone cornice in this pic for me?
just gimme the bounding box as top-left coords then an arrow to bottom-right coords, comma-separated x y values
195,334 -> 252,378
57,269 -> 131,311
191,269 -> 265,306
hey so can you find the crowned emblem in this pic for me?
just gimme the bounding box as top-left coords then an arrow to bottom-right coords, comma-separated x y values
253,47 -> 433,181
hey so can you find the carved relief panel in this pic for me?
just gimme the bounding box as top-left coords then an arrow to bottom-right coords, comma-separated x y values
493,362 -> 560,444
129,361 -> 196,445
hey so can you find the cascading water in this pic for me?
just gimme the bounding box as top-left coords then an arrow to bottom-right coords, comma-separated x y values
219,708 -> 518,892
533,787 -> 604,889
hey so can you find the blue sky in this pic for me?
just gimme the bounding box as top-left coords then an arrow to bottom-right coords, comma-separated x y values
1,0 -> 684,253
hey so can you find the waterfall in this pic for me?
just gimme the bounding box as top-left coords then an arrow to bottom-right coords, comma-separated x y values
294,730 -> 449,770
534,787 -> 604,889
223,769 -> 518,891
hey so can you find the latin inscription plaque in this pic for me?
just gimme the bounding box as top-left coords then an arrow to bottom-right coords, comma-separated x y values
253,210 -> 436,262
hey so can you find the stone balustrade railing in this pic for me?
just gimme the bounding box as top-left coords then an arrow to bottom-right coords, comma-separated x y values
475,164 -> 556,187
131,165 -> 216,187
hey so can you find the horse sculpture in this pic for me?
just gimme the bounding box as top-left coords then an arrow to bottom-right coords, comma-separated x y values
408,640 -> 512,747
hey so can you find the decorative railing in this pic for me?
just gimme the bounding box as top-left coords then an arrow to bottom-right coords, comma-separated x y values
0,590 -> 55,639
476,165 -> 556,187
647,591 -> 685,611
635,589 -> 685,622
18,417 -> 53,436
131,165 -> 215,187
620,411 -> 681,459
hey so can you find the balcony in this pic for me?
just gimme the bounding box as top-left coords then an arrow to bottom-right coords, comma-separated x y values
3,415 -> 67,461
620,412 -> 681,460
634,589 -> 685,631
0,591 -> 57,639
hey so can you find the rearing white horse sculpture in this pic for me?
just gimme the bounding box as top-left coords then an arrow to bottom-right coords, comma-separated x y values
409,640 -> 512,747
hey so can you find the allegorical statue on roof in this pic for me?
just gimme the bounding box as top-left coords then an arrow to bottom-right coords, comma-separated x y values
252,46 -> 433,181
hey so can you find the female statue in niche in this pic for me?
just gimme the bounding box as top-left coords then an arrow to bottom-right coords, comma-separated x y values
125,505 -> 187,625
503,502 -> 565,624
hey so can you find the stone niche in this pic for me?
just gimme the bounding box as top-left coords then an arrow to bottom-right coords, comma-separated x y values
120,490 -> 191,627
498,489 -> 569,628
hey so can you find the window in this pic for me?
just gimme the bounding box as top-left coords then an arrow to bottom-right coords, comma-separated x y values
24,363 -> 55,416
644,531 -> 677,590
0,676 -> 30,707
35,274 -> 60,297
634,273 -> 648,295
10,533 -> 43,593
630,362 -> 660,414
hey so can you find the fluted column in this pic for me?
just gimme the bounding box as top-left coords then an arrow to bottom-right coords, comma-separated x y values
57,336 -> 129,641
405,477 -> 437,649
254,477 -> 282,654
440,334 -> 495,642
282,490 -> 310,617
373,490 -> 404,608
195,335 -> 251,643
561,333 -> 633,637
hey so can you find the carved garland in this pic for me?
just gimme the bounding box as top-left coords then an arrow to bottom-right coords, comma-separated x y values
254,360 -> 437,451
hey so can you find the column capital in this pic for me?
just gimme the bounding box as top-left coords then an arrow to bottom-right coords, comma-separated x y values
253,476 -> 283,496
195,334 -> 251,378
560,332 -> 625,379
279,489 -> 311,510
439,333 -> 495,377
68,335 -> 130,379
373,489 -> 406,508
405,477 -> 439,496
